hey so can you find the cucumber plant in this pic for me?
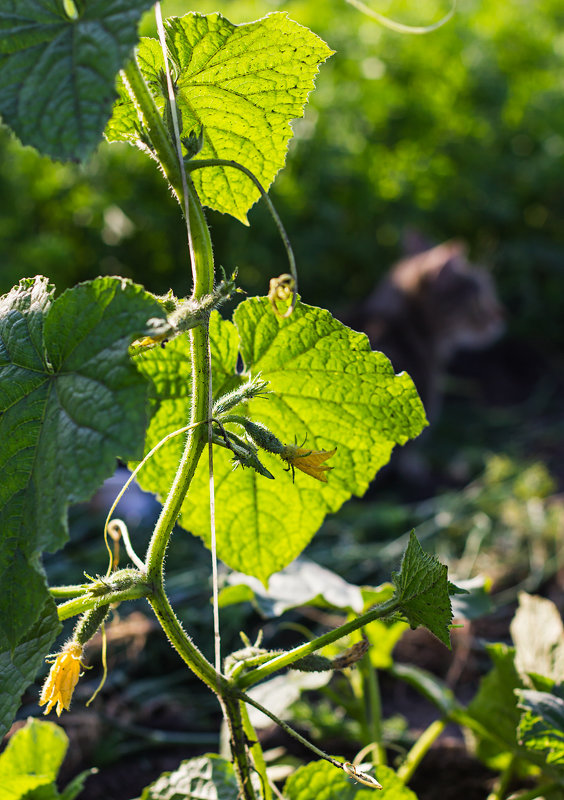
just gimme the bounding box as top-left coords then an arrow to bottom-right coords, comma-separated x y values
0,2 -> 462,797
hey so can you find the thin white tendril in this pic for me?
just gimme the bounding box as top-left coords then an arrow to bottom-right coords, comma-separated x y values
107,519 -> 145,573
86,621 -> 108,707
154,2 -> 197,285
155,2 -> 221,673
345,0 -> 456,34
104,422 -> 202,574
207,334 -> 221,673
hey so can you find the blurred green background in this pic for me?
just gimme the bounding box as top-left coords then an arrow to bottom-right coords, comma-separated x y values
5,4 -> 564,790
2,0 -> 564,350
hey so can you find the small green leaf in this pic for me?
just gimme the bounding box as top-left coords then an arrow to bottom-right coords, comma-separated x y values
284,760 -> 418,800
59,768 -> 96,800
518,688 -> 564,767
392,532 -> 454,647
107,12 -> 333,222
0,0 -> 154,161
134,299 -> 426,584
449,576 -> 493,621
0,717 -> 67,783
364,619 -> 409,670
140,754 -> 239,800
0,276 -> 168,647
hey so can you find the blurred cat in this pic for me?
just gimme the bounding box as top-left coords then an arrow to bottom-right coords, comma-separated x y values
354,239 -> 505,422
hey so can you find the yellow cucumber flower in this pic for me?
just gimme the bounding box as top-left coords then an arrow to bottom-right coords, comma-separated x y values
280,444 -> 336,482
39,641 -> 85,716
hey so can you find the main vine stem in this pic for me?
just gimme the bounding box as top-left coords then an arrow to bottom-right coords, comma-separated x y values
120,53 -> 401,800
122,55 -> 260,800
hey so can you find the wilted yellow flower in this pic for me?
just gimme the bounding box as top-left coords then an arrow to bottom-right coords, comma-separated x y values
131,332 -> 169,349
280,444 -> 336,482
268,273 -> 295,318
39,641 -> 85,716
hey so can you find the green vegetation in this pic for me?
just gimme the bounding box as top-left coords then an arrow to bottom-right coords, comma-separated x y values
1,2 -> 564,799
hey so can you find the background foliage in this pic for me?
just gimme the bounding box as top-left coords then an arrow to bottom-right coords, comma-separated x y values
2,1 -> 564,797
0,0 -> 561,345
1,0 -> 564,351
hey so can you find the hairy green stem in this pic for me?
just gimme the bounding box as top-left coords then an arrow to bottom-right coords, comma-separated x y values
121,58 -> 181,196
121,57 -> 213,293
50,584 -> 90,600
148,585 -> 224,693
57,583 -> 151,621
222,696 -> 259,800
361,655 -> 386,766
240,702 -> 272,800
396,718 -> 447,783
121,50 -> 214,589
237,598 -> 401,689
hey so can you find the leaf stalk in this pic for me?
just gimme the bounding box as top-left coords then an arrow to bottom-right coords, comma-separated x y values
237,598 -> 401,690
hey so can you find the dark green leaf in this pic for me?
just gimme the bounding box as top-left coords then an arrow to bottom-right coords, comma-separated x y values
140,754 -> 239,800
0,0 -> 154,161
462,643 -> 538,773
0,595 -> 59,739
0,276 -> 168,648
388,663 -> 458,717
449,576 -> 493,621
518,688 -> 564,767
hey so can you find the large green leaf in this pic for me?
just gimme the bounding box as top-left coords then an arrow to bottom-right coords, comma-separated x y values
0,0 -> 154,161
462,643 -> 539,773
0,596 -> 59,739
284,760 -> 418,800
106,12 -> 333,222
219,558 -> 365,618
0,275 -> 169,648
134,298 -> 426,584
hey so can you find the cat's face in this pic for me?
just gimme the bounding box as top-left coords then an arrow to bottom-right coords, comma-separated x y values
420,246 -> 505,358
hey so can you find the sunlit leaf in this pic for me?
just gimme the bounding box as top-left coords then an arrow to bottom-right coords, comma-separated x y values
134,298 -> 426,584
106,12 -> 333,221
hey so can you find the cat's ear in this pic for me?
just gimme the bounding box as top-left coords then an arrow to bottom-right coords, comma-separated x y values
443,239 -> 467,258
427,240 -> 468,279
